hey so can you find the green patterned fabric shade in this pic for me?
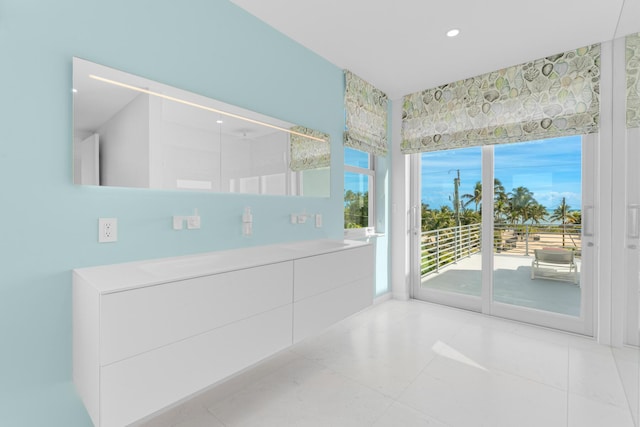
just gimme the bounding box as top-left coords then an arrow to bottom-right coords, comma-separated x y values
344,70 -> 389,157
627,33 -> 640,128
401,44 -> 601,153
289,126 -> 331,171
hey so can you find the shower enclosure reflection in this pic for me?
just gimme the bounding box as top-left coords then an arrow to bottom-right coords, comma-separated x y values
72,57 -> 330,197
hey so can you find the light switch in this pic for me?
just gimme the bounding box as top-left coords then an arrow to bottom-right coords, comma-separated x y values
173,216 -> 184,230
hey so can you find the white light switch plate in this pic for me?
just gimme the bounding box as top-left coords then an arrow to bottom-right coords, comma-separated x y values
173,216 -> 184,230
187,216 -> 201,229
99,218 -> 118,243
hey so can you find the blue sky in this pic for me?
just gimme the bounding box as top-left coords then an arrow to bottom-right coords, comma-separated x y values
420,136 -> 582,211
344,148 -> 371,194
343,135 -> 582,212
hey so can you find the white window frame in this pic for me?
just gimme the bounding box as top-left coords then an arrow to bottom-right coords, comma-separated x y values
344,149 -> 376,239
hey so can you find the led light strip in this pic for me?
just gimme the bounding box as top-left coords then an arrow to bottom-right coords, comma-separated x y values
89,74 -> 327,142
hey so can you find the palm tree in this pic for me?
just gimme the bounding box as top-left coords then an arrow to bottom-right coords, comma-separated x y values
462,181 -> 482,212
508,186 -> 536,225
422,205 -> 457,231
462,179 -> 506,214
460,208 -> 481,226
567,210 -> 581,225
344,190 -> 368,228
494,192 -> 509,223
493,178 -> 506,198
549,197 -> 571,247
528,203 -> 548,225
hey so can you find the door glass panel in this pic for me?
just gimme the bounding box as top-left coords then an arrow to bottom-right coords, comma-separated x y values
419,147 -> 482,299
493,137 -> 582,316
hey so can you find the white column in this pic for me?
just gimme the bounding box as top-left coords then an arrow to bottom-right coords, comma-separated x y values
390,98 -> 411,300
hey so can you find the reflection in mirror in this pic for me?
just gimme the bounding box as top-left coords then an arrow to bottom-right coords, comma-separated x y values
72,58 -> 330,197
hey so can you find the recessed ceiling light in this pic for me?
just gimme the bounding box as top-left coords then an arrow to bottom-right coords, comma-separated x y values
216,119 -> 224,124
72,88 -> 78,93
446,28 -> 460,38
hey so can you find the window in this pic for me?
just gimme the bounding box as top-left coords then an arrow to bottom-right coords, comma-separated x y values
344,147 -> 375,232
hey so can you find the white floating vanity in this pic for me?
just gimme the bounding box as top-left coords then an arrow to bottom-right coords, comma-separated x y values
73,239 -> 374,427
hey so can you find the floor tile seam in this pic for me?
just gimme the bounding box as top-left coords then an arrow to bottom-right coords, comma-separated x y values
391,372 -> 465,427
462,321 -> 580,351
568,341 -> 622,358
288,351 -> 399,401
483,363 -> 570,393
566,389 -> 634,410
566,342 -> 571,427
391,352 -> 442,407
353,311 -> 422,334
204,407 -> 228,427
390,395 -> 455,427
292,312 -> 413,347
367,398 -> 398,426
458,342 -> 571,392
608,342 -> 638,415
203,353 -> 307,413
400,365 -> 572,426
619,378 -> 639,425
422,354 -> 569,394
567,346 -> 631,410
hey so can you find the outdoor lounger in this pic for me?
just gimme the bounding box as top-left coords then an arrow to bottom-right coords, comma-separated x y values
531,247 -> 579,284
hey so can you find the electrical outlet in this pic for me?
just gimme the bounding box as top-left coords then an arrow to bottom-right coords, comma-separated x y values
315,214 -> 322,228
99,218 -> 118,243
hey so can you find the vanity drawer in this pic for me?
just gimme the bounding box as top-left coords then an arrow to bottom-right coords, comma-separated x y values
293,275 -> 373,342
100,261 -> 293,366
100,304 -> 293,427
293,245 -> 374,301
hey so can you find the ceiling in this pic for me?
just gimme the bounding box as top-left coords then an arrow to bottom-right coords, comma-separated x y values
231,0 -> 640,100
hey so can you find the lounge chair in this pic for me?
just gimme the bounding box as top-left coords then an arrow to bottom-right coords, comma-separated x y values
531,247 -> 579,284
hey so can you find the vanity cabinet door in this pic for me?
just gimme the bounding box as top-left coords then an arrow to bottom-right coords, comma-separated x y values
293,246 -> 373,301
100,261 -> 293,366
293,245 -> 374,342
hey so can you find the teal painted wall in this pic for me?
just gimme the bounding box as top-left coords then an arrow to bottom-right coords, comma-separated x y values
0,1 -> 347,425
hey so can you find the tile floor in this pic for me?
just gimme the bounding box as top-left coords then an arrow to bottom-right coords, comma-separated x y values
138,299 -> 637,427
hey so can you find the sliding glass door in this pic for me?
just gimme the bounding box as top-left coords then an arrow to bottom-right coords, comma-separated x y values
412,135 -> 595,335
412,147 -> 483,311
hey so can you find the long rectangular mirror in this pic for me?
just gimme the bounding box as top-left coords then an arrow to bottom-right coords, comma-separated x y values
72,58 -> 330,197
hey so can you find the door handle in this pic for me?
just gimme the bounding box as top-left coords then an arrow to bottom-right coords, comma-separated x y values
587,242 -> 594,247
629,205 -> 640,239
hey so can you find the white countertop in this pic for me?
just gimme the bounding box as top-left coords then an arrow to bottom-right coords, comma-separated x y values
73,239 -> 370,294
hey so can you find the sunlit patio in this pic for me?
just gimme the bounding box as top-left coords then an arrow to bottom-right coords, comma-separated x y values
421,253 -> 582,317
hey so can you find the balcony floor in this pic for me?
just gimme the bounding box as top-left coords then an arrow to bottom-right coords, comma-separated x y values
421,253 -> 582,317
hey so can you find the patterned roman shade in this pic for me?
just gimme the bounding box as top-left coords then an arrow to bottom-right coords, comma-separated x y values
401,43 -> 601,153
344,70 -> 389,157
289,126 -> 331,171
627,33 -> 640,128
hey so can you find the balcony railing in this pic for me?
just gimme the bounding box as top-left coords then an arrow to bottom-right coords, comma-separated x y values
420,223 -> 481,276
420,223 -> 582,278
